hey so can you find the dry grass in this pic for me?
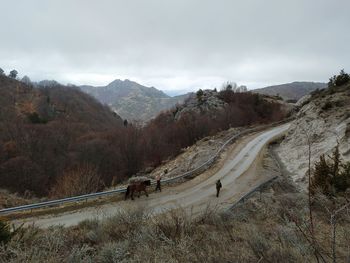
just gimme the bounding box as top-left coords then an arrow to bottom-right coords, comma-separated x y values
0,177 -> 349,263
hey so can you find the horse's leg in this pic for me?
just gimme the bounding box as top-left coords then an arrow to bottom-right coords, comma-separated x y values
131,189 -> 134,200
145,188 -> 148,197
125,186 -> 129,200
138,189 -> 141,198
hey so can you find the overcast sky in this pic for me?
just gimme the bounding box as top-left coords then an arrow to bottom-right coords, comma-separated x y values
1,0 -> 349,93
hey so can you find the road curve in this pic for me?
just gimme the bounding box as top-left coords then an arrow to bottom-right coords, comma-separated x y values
16,123 -> 290,228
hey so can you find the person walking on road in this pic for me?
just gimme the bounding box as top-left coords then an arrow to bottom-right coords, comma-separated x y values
155,169 -> 168,192
155,174 -> 161,192
155,169 -> 167,192
216,179 -> 222,197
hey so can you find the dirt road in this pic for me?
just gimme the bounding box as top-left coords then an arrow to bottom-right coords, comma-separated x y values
16,123 -> 290,228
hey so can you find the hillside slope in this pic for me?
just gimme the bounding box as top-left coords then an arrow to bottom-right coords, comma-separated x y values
0,75 -> 124,198
171,89 -> 293,121
80,79 -> 190,122
253,81 -> 326,101
275,82 -> 350,186
0,75 -> 122,129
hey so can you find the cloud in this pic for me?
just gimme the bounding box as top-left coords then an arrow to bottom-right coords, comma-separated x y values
0,0 -> 349,91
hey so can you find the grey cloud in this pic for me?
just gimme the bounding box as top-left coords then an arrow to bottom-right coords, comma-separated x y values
0,0 -> 349,91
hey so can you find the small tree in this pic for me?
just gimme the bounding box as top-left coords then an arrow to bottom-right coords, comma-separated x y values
222,81 -> 239,92
328,75 -> 336,88
0,219 -> 11,244
311,145 -> 350,195
335,69 -> 350,86
50,164 -> 102,198
335,161 -> 350,192
311,154 -> 332,194
27,112 -> 48,124
0,68 -> 4,75
238,85 -> 248,92
9,69 -> 18,79
328,69 -> 350,88
196,89 -> 204,103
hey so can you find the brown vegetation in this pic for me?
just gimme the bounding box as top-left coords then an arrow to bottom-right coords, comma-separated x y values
0,76 -> 286,200
50,164 -> 102,198
0,142 -> 349,262
0,178 -> 349,262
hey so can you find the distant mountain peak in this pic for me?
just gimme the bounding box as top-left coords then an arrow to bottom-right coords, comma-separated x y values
253,81 -> 326,101
79,79 -> 190,122
109,79 -> 123,84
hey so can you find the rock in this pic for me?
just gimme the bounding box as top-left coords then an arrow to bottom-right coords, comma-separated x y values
275,87 -> 350,189
174,90 -> 226,120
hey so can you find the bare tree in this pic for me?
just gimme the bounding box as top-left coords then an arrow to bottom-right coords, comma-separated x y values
297,122 -> 324,263
329,202 -> 350,263
50,164 -> 102,198
21,75 -> 31,85
298,123 -> 315,236
295,124 -> 348,262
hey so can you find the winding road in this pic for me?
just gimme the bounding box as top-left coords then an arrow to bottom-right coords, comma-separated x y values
16,123 -> 290,228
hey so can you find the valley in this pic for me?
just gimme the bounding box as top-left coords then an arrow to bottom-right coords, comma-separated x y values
1,72 -> 349,262
1,1 -> 350,261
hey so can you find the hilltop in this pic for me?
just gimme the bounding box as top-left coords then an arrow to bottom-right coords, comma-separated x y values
170,88 -> 293,122
0,75 -> 122,128
253,81 -> 326,101
80,79 -> 191,122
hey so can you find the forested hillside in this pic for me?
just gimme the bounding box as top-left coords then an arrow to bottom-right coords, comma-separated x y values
0,77 -> 287,201
0,75 -> 123,198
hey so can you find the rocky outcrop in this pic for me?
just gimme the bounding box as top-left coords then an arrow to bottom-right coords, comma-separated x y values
172,89 -> 226,120
275,85 -> 350,187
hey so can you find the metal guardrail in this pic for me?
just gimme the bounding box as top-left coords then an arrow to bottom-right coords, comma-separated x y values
229,118 -> 294,210
0,118 -> 293,215
230,176 -> 278,210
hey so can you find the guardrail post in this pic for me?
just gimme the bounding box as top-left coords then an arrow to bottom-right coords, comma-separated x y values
259,189 -> 262,201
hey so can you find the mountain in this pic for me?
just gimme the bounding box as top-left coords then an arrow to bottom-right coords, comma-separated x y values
253,81 -> 326,101
79,79 -> 191,122
0,75 -> 122,129
0,75 -> 123,197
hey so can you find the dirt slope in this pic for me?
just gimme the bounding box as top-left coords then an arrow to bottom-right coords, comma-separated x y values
275,85 -> 350,187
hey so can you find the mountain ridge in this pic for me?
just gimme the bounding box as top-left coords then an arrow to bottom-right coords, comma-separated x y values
79,79 -> 191,122
253,81 -> 326,101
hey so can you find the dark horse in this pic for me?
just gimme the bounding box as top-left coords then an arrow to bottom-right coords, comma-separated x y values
125,179 -> 151,200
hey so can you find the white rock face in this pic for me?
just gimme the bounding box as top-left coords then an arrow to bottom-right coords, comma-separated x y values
173,90 -> 226,120
295,94 -> 311,107
276,89 -> 350,188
